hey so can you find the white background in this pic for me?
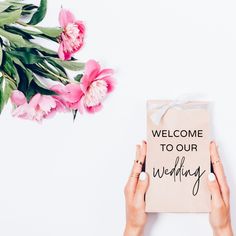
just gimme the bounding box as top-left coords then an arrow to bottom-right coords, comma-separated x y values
0,0 -> 235,235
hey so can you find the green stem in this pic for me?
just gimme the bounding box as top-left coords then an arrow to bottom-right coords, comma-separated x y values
1,71 -> 16,86
37,63 -> 73,83
15,20 -> 28,27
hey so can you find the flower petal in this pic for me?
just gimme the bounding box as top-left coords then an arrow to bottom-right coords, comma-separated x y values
101,76 -> 116,93
84,60 -> 100,78
11,90 -> 27,106
84,103 -> 103,113
59,8 -> 75,28
80,60 -> 101,92
76,21 -> 85,34
58,43 -> 65,60
58,42 -> 73,61
64,83 -> 84,102
97,69 -> 114,79
63,50 -> 72,60
80,75 -> 93,93
39,96 -> 57,113
51,84 -> 66,94
12,104 -> 35,120
29,94 -> 41,109
54,98 -> 67,112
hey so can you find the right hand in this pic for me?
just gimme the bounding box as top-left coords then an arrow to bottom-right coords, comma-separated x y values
208,142 -> 234,236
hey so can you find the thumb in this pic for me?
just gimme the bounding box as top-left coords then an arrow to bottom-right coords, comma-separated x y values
208,173 -> 224,208
134,172 -> 149,204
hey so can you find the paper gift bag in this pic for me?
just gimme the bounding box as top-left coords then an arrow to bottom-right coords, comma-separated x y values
145,100 -> 211,213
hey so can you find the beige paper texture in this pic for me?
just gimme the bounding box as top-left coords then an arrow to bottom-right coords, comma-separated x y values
146,100 -> 211,213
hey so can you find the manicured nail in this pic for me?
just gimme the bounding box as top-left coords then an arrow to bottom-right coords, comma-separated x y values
139,172 -> 147,181
208,173 -> 216,182
211,140 -> 218,146
143,140 -> 147,144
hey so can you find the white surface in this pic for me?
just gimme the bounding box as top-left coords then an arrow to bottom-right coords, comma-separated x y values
0,0 -> 236,235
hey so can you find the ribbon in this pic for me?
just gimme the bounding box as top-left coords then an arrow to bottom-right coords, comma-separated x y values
148,96 -> 209,125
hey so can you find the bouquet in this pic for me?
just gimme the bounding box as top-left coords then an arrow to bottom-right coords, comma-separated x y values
0,0 -> 115,122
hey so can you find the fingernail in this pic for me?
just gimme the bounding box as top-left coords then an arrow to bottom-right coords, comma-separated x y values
139,172 -> 147,181
143,140 -> 147,144
208,173 -> 216,182
211,140 -> 218,146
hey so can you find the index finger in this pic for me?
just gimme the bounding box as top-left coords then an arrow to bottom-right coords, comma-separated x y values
210,141 -> 230,205
124,141 -> 147,201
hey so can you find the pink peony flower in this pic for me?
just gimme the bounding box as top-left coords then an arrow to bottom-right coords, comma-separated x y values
51,60 -> 115,113
51,83 -> 84,112
80,60 -> 115,113
11,90 -> 66,122
58,8 -> 85,60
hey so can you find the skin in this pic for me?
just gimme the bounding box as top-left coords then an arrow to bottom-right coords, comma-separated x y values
123,141 -> 234,236
208,142 -> 233,236
124,141 -> 149,236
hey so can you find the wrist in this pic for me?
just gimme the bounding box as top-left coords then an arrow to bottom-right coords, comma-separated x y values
124,224 -> 144,236
213,224 -> 233,236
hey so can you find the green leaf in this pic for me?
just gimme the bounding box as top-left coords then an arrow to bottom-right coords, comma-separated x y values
0,2 -> 11,12
15,27 -> 61,42
34,26 -> 62,38
31,76 -> 51,91
15,27 -> 58,40
74,74 -> 83,82
0,76 -> 16,113
0,46 -> 2,66
9,48 -> 43,64
24,69 -> 34,85
21,71 -> 55,101
30,79 -> 57,96
41,61 -> 60,75
27,64 -> 63,82
72,109 -> 78,121
21,40 -> 58,56
12,57 -> 34,86
2,52 -> 20,85
0,28 -> 25,45
4,0 -> 26,6
5,0 -> 23,2
46,58 -> 67,77
4,25 -> 34,40
28,0 -> 47,25
16,65 -> 29,93
48,58 -> 85,71
3,5 -> 20,12
22,4 -> 37,11
0,9 -> 22,26
0,77 -> 3,113
17,27 -> 42,36
12,56 -> 26,69
24,85 -> 35,101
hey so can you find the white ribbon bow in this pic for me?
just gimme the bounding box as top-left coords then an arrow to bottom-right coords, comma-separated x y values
148,96 -> 209,125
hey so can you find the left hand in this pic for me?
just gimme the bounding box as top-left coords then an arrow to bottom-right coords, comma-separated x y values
124,141 -> 149,236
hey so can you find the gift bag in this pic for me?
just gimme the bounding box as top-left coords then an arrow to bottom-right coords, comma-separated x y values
145,100 -> 211,213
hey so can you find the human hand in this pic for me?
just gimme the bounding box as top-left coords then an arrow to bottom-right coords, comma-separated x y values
208,142 -> 234,236
124,141 -> 149,236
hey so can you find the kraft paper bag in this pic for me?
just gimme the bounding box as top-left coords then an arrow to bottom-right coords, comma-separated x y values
145,100 -> 211,213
